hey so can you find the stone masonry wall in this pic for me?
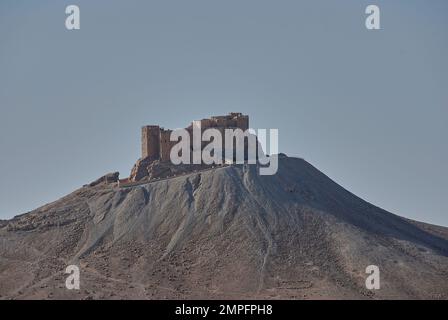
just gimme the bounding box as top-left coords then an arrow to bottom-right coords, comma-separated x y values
141,113 -> 249,162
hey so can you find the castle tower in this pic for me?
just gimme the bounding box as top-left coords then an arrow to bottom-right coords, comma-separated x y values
142,125 -> 160,159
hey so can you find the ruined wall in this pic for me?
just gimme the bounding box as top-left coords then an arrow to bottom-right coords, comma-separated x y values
160,129 -> 178,162
142,125 -> 160,159
235,115 -> 249,131
141,113 -> 250,162
203,113 -> 249,131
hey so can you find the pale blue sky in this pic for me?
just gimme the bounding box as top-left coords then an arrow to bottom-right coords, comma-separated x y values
0,0 -> 447,226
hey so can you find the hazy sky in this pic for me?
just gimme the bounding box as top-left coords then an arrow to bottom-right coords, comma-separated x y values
0,0 -> 447,226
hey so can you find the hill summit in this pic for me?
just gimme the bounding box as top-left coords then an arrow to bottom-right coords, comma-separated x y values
0,155 -> 447,299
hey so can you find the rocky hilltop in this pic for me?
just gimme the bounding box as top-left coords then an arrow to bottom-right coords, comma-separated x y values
0,155 -> 447,299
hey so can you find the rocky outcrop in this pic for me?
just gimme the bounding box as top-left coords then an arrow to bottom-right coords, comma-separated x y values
129,158 -> 217,182
88,172 -> 119,187
129,157 -> 153,182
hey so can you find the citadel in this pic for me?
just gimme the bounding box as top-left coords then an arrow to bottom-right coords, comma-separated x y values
141,112 -> 249,162
121,113 -> 277,184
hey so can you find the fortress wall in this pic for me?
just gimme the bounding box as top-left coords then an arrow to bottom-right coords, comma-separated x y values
141,113 -> 250,162
160,129 -> 177,162
236,115 -> 249,131
200,119 -> 213,128
142,125 -> 160,159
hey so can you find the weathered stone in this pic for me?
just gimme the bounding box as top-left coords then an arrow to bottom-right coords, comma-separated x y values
141,112 -> 249,161
88,172 -> 119,187
129,113 -> 251,182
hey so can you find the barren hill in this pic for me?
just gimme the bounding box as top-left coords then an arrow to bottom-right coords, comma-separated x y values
1,155 -> 447,299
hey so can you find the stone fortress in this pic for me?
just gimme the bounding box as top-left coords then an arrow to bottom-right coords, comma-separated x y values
141,112 -> 249,162
128,113 -> 250,182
